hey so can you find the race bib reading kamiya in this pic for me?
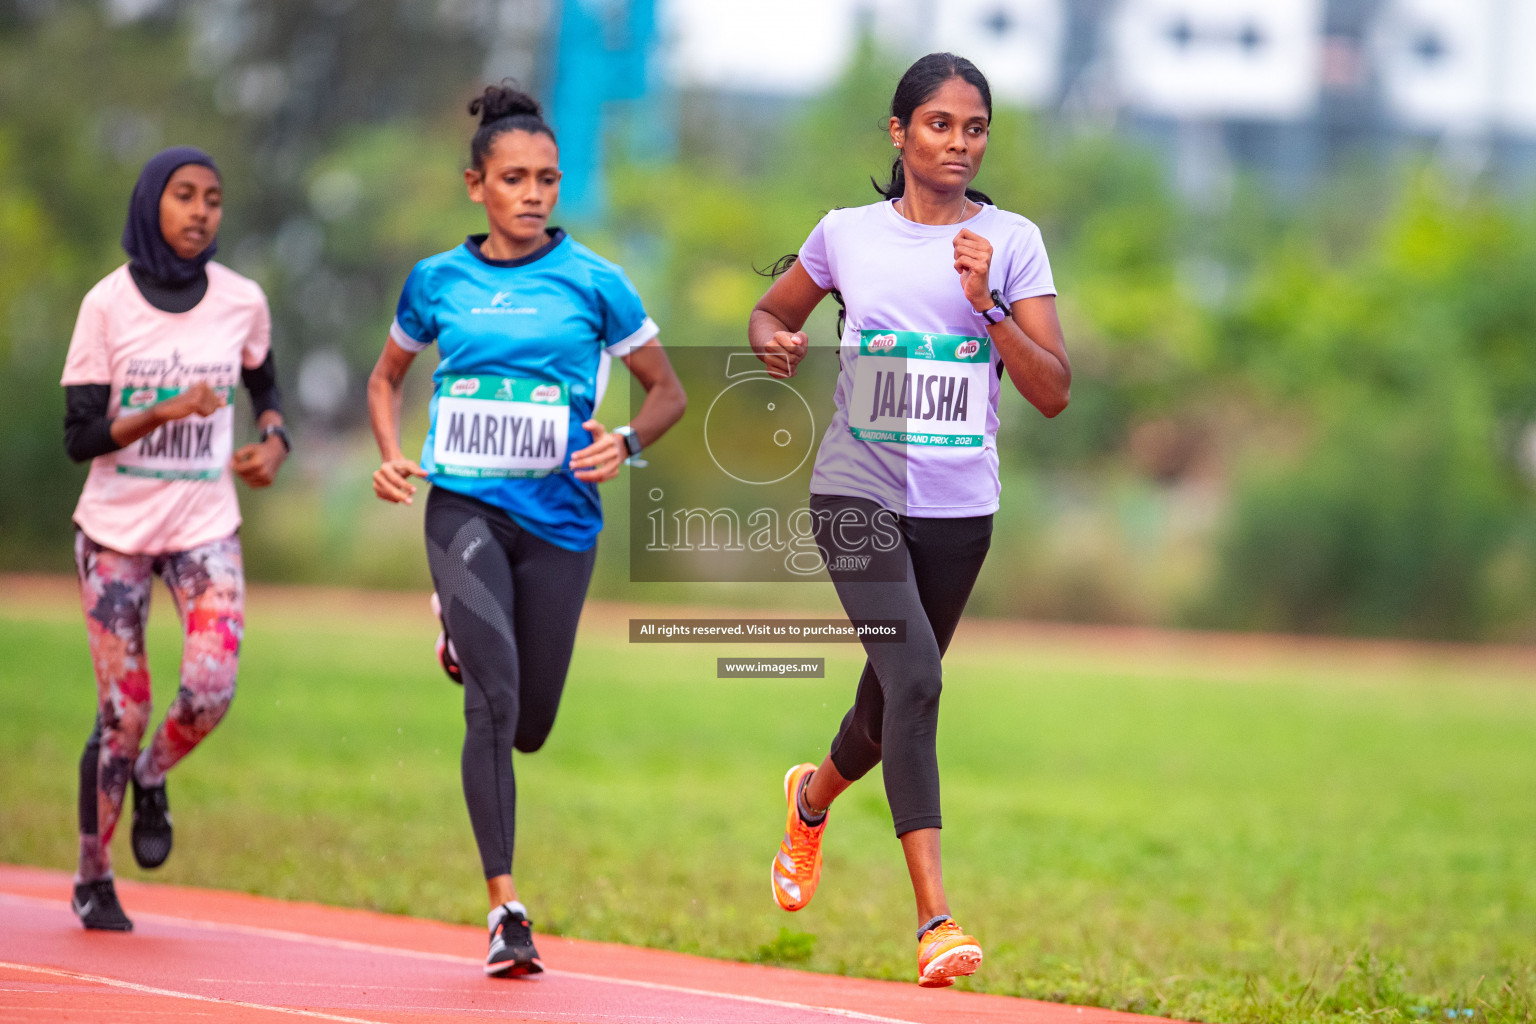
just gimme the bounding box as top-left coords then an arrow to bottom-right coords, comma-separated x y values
433,375 -> 570,478
848,330 -> 990,447
115,385 -> 235,480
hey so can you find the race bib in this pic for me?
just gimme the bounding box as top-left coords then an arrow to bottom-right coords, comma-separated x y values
848,330 -> 991,447
115,385 -> 234,481
433,375 -> 569,478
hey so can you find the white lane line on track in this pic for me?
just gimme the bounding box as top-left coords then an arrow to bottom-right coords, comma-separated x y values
0,962 -> 388,1024
197,972 -> 918,1024
554,969 -> 919,1024
200,979 -> 467,992
0,891 -> 920,1024
210,999 -> 883,1023
0,1008 -> 216,1017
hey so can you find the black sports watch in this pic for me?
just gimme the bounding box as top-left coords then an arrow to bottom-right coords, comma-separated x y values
259,423 -> 292,454
614,424 -> 642,460
976,289 -> 1011,326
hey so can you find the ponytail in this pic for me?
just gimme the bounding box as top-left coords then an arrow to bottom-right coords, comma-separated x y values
755,254 -> 847,338
871,155 -> 906,201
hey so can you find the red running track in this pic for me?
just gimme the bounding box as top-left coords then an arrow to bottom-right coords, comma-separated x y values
0,865 -> 1184,1024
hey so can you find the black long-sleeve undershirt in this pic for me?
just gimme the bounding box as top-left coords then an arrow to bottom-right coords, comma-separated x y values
64,384 -> 118,463
241,351 -> 282,421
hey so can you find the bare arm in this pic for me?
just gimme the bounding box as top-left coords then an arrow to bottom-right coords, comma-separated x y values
619,340 -> 687,448
366,338 -> 428,504
747,260 -> 829,378
991,295 -> 1070,418
569,338 -> 687,483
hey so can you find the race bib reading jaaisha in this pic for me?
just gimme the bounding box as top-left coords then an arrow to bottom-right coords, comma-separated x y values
848,330 -> 991,447
115,385 -> 234,481
433,374 -> 570,478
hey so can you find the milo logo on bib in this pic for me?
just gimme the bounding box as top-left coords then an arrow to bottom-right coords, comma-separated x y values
115,385 -> 234,480
434,374 -> 570,479
849,329 -> 990,447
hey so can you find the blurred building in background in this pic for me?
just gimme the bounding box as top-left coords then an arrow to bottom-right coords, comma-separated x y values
81,0 -> 1536,226
665,0 -> 1536,197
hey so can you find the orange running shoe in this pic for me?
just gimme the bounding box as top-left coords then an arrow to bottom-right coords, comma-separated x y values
770,763 -> 826,912
916,917 -> 983,988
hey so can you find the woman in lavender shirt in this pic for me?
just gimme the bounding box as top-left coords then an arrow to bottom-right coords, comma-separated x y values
748,53 -> 1071,988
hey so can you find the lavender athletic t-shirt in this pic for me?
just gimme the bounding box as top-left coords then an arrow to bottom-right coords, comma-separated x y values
797,199 -> 1056,517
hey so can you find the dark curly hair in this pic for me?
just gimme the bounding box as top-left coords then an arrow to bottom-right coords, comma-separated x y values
468,81 -> 556,169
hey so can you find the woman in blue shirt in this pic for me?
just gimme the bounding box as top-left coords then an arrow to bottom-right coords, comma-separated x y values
366,83 -> 686,978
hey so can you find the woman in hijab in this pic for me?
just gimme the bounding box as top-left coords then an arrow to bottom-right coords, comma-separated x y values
60,146 -> 289,931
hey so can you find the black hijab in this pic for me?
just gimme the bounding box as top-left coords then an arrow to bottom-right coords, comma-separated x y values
121,146 -> 221,286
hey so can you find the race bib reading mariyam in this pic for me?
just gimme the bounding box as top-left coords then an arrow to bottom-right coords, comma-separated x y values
848,330 -> 990,447
433,375 -> 569,478
115,385 -> 234,480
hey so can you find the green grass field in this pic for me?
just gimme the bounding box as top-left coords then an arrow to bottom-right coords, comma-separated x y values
2,579 -> 1533,1024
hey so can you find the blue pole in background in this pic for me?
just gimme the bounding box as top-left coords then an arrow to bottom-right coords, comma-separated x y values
548,0 -> 665,225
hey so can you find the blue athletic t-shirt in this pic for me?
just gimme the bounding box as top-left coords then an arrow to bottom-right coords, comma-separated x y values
390,230 -> 659,550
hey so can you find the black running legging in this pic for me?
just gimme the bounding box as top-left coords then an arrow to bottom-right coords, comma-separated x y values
811,494 -> 993,836
424,486 -> 597,880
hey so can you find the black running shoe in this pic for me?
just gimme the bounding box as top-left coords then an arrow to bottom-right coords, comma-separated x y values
486,906 -> 542,977
431,592 -> 463,685
72,878 -> 133,932
130,775 -> 172,869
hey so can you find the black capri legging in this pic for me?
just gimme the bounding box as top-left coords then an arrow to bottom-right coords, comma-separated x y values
424,486 -> 597,880
811,493 -> 993,836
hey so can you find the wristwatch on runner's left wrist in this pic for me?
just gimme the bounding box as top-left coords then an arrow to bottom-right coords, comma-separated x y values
614,425 -> 643,461
975,289 -> 1011,326
259,424 -> 292,454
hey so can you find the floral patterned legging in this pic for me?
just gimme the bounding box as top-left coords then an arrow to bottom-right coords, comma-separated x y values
74,530 -> 244,881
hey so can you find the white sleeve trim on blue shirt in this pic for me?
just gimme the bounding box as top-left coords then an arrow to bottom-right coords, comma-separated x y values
605,316 -> 659,356
389,317 -> 429,352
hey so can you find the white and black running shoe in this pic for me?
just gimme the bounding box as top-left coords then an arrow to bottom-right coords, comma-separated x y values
430,592 -> 463,685
486,904 -> 542,977
72,878 -> 133,932
130,775 -> 172,869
